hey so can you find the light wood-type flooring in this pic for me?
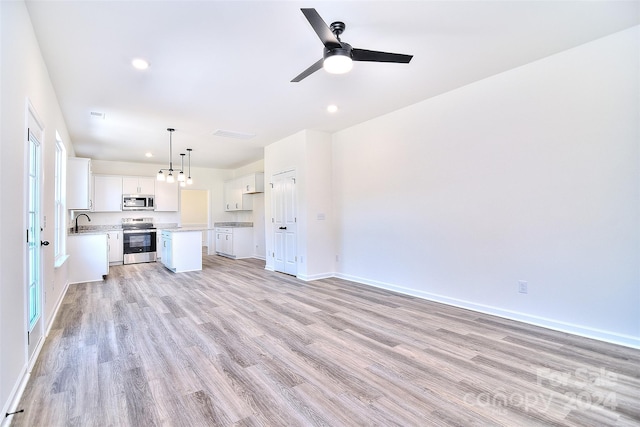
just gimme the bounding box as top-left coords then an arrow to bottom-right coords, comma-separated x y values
10,255 -> 640,426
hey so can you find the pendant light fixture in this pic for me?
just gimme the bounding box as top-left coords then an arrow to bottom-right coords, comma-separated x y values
186,148 -> 193,185
178,153 -> 186,182
157,128 -> 176,183
179,153 -> 186,187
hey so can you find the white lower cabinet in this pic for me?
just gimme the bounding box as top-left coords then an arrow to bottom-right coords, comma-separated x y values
68,233 -> 108,283
160,230 -> 202,272
215,227 -> 253,259
107,230 -> 123,264
156,229 -> 163,260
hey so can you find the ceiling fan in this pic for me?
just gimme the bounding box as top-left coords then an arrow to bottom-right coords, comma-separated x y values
291,8 -> 413,83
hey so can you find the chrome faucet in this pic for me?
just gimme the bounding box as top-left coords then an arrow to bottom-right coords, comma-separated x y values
74,213 -> 91,233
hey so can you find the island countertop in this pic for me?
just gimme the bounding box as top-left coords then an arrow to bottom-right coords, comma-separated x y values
161,227 -> 214,232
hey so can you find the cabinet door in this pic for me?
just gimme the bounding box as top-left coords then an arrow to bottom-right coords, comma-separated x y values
156,180 -> 179,211
165,236 -> 174,268
138,177 -> 155,195
242,173 -> 264,194
224,179 -> 239,211
156,230 -> 163,259
94,175 -> 122,212
224,233 -> 233,255
107,230 -> 123,263
215,231 -> 232,255
122,177 -> 139,194
67,157 -> 92,210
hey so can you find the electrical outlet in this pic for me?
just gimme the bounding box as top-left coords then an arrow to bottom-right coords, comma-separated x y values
518,280 -> 528,294
335,255 -> 339,262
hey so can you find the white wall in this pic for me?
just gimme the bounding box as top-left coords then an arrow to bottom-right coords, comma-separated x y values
332,26 -> 640,347
0,0 -> 74,418
264,130 -> 334,279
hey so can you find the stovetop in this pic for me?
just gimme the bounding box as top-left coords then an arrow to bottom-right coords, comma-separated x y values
122,217 -> 155,230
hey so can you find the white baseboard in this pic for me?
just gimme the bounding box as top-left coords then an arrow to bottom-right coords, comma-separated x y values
46,280 -> 70,337
334,272 -> 640,350
297,272 -> 334,282
1,280 -> 72,427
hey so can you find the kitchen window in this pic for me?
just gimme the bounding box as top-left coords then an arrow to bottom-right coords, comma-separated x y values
54,133 -> 67,266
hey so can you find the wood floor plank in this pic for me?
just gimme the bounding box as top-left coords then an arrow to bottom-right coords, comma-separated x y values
9,254 -> 640,426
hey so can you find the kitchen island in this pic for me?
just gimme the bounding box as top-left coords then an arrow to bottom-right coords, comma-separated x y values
160,228 -> 204,273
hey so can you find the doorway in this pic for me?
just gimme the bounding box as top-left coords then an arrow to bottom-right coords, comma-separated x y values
272,170 -> 297,275
26,103 -> 44,359
180,189 -> 209,248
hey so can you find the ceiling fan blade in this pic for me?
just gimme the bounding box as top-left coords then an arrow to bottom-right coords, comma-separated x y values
301,8 -> 341,49
291,58 -> 324,83
352,48 -> 413,63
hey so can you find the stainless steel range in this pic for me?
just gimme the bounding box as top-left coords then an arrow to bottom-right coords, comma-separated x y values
122,218 -> 157,264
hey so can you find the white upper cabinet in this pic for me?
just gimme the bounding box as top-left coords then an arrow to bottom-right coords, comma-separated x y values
93,175 -> 122,212
224,173 -> 263,211
67,157 -> 92,210
155,180 -> 179,212
242,172 -> 264,194
122,176 -> 155,194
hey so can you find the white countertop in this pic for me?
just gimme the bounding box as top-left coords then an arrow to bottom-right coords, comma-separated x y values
162,227 -> 213,233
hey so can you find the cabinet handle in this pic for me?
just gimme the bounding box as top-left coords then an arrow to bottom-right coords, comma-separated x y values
279,227 -> 287,230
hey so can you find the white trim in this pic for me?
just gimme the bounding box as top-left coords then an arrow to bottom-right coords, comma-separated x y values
334,272 -> 640,350
297,272 -> 334,282
54,254 -> 70,269
0,280 -> 71,427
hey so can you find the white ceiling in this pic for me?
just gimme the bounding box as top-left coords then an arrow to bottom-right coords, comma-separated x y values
26,0 -> 639,170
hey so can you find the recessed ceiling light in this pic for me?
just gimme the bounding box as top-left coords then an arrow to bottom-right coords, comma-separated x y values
132,58 -> 149,70
327,105 -> 338,113
145,152 -> 153,158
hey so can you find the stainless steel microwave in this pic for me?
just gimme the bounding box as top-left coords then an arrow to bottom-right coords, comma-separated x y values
122,194 -> 155,211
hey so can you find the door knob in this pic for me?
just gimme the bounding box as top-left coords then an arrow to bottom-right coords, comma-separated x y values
41,240 -> 50,246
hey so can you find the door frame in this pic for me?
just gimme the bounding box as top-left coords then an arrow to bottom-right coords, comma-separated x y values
25,99 -> 45,361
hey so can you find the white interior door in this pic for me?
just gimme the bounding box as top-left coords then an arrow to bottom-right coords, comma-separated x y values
27,107 -> 45,359
272,171 -> 297,275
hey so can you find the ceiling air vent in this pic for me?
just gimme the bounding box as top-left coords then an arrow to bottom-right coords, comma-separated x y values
212,129 -> 255,140
90,111 -> 105,119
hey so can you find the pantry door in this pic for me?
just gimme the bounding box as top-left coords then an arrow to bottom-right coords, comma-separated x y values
272,170 -> 297,275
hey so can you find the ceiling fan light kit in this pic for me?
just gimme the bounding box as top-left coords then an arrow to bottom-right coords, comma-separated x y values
291,8 -> 413,82
323,48 -> 353,74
